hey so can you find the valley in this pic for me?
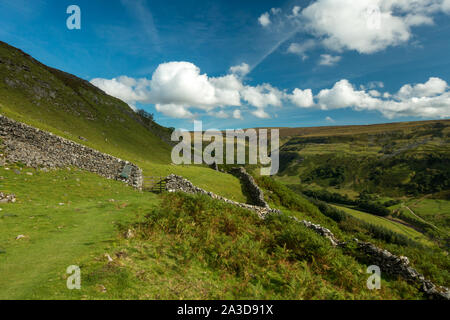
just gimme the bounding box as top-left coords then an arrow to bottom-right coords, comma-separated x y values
0,41 -> 449,300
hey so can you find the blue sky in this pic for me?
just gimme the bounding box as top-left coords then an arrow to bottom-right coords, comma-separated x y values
1,0 -> 449,130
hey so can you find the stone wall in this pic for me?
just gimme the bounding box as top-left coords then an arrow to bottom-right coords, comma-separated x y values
356,240 -> 449,300
0,114 -> 143,189
229,167 -> 269,208
165,174 -> 280,218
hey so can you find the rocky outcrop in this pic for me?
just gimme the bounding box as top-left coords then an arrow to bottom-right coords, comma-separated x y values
0,192 -> 16,203
229,167 -> 268,208
165,174 -> 280,218
0,114 -> 143,189
356,240 -> 449,300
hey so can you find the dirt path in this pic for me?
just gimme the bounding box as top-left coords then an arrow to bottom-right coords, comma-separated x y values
402,205 -> 439,230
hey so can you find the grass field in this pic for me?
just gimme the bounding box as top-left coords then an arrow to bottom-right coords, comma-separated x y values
0,165 -> 161,299
404,198 -> 450,232
330,204 -> 433,246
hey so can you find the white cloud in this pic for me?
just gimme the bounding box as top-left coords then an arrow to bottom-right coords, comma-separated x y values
287,40 -> 316,60
148,62 -> 242,109
155,104 -> 193,119
271,8 -> 281,15
90,76 -> 151,110
229,63 -> 250,77
290,88 -> 314,108
92,61 -> 282,120
241,84 -> 284,109
258,12 -> 271,27
292,6 -> 301,16
367,81 -> 385,89
259,0 -> 450,57
316,79 -> 379,110
396,77 -> 447,99
300,0 -> 450,54
316,77 -> 450,119
233,109 -> 243,120
252,108 -> 271,119
369,90 -> 381,97
209,110 -> 229,119
325,116 -> 335,123
318,54 -> 341,66
444,0 -> 450,12
91,62 -> 450,121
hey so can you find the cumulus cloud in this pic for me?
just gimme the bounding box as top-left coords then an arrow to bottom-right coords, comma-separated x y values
367,81 -> 385,89
290,88 -> 314,108
316,77 -> 450,118
369,90 -> 381,97
92,61 -> 282,120
258,8 -> 283,27
318,54 -> 341,66
300,0 -> 450,54
241,84 -> 284,108
90,76 -> 150,110
233,109 -> 243,120
229,63 -> 250,77
209,110 -> 230,119
264,0 -> 450,58
148,62 -> 241,109
396,77 -> 448,99
155,104 -> 193,119
258,12 -> 271,27
271,8 -> 282,15
252,108 -> 271,119
91,62 -> 450,121
316,79 -> 379,110
287,40 -> 317,60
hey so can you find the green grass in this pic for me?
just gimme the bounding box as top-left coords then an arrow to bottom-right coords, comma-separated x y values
37,193 -> 421,300
0,165 -> 160,299
404,198 -> 450,232
331,205 -> 433,246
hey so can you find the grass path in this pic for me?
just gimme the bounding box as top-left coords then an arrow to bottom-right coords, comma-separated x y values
403,204 -> 439,230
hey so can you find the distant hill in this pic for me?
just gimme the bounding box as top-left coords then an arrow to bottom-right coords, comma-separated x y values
255,119 -> 450,140
275,119 -> 450,198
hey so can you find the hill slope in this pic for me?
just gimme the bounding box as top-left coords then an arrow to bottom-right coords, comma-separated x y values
0,41 -> 448,300
0,41 -> 246,202
276,120 -> 450,196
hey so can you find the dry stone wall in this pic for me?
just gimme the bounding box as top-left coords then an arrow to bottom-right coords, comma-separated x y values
229,167 -> 269,208
0,114 -> 143,189
356,240 -> 449,300
165,174 -> 280,218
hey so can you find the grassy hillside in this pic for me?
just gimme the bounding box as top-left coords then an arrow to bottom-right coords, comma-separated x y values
277,120 -> 450,196
0,41 -> 448,299
0,164 -> 161,299
274,120 -> 450,244
0,41 -> 246,202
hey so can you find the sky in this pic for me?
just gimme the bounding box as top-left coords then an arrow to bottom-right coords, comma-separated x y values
0,0 -> 450,130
